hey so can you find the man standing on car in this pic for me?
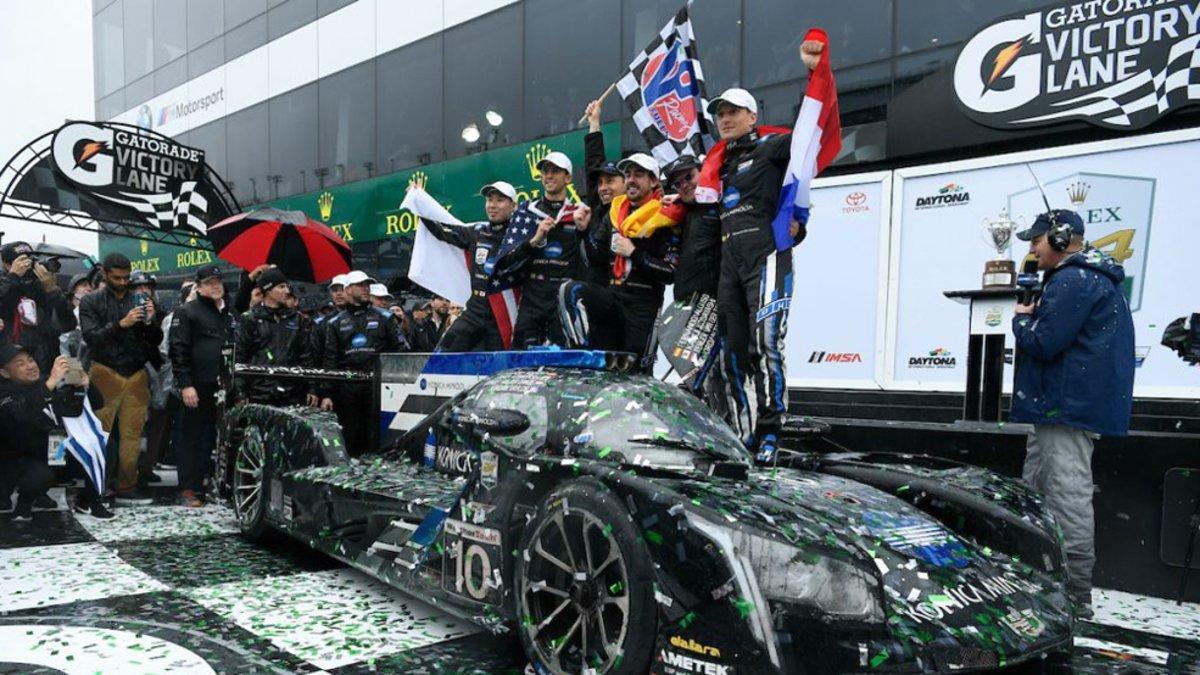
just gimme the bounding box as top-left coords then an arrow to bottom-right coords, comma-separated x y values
322,270 -> 409,455
170,265 -> 237,507
1011,209 -> 1135,620
235,268 -> 315,406
79,253 -> 162,505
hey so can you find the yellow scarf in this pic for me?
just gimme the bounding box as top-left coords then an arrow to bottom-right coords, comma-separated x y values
609,193 -> 679,239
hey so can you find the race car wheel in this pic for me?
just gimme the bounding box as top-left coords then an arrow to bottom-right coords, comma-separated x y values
516,481 -> 657,674
232,425 -> 269,541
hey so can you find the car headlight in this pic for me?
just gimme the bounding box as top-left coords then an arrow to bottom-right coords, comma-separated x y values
734,530 -> 884,622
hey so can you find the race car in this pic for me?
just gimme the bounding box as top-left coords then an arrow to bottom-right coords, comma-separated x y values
217,351 -> 1074,674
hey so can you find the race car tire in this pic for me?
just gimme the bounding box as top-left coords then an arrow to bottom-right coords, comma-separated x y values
515,480 -> 658,675
232,425 -> 270,542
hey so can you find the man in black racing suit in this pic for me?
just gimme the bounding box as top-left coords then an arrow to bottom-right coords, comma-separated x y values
234,268 -> 316,405
417,181 -> 520,352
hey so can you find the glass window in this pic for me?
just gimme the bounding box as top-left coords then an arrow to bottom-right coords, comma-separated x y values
188,0 -> 224,49
621,0 -> 741,94
154,0 -> 188,68
225,0 -> 266,30
225,13 -> 267,60
269,83 -> 318,199
317,0 -> 355,18
895,0 -> 1059,54
124,73 -> 154,110
189,118 -> 228,187
94,0 -> 117,13
188,37 -> 224,78
318,60 -> 375,188
225,102 -> 269,206
744,0 -> 893,89
754,81 -> 803,128
524,0 -> 620,139
443,6 -> 522,160
834,62 -> 892,126
375,235 -> 413,283
96,90 -> 127,121
376,35 -> 443,174
268,0 -> 316,40
94,1 -> 124,98
155,52 -> 188,94
123,0 -> 154,83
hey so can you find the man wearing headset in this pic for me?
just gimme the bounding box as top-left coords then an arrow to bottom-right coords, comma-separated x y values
1011,208 -> 1135,620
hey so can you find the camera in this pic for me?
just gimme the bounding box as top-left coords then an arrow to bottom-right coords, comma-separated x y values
1162,313 -> 1200,365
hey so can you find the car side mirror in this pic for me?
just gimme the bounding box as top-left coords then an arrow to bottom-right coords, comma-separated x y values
451,406 -> 530,437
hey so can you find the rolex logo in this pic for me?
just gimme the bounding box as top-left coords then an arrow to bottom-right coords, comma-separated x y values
1066,181 -> 1091,206
526,143 -> 551,181
318,191 -> 334,222
140,240 -> 149,256
407,170 -> 428,192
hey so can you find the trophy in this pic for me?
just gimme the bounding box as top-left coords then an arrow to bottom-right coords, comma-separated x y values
980,209 -> 1018,288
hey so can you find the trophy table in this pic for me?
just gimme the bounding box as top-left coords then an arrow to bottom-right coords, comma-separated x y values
943,210 -> 1022,422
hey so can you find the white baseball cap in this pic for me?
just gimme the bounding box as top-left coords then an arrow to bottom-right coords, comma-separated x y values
479,180 -> 517,201
329,274 -> 348,289
617,152 -> 661,178
369,283 -> 392,298
536,151 -> 573,175
706,87 -> 758,115
342,270 -> 377,286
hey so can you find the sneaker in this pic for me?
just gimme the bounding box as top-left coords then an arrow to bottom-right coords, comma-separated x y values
86,501 -> 116,519
11,503 -> 33,521
754,434 -> 779,465
32,494 -> 58,511
179,490 -> 203,508
115,489 -> 154,506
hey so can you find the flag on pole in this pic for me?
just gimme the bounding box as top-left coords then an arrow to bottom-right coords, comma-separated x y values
616,2 -> 713,165
60,396 -> 108,496
767,28 -> 841,252
401,188 -> 472,306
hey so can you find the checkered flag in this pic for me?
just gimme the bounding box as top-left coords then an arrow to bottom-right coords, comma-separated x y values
616,3 -> 714,165
1018,34 -> 1200,129
95,180 -> 211,235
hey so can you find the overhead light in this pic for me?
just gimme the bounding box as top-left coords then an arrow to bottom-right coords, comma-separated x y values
485,109 -> 504,127
461,124 -> 481,143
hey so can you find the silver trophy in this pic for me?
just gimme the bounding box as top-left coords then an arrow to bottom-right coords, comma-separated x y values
980,209 -> 1018,288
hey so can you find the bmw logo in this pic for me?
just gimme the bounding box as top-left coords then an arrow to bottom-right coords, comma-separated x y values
722,187 -> 741,208
419,378 -> 428,390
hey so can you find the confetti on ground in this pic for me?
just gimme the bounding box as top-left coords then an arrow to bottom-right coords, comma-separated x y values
76,504 -> 239,543
0,542 -> 168,612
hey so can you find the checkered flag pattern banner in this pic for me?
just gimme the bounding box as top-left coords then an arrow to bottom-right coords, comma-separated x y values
1018,33 -> 1200,128
95,180 -> 211,235
616,3 -> 714,165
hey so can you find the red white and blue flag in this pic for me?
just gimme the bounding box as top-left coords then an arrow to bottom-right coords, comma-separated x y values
616,2 -> 713,165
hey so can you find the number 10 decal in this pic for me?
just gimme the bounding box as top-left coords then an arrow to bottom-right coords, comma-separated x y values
442,519 -> 502,605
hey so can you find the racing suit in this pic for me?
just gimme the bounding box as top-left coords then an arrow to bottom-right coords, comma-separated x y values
672,200 -> 730,421
561,196 -> 679,372
323,301 -> 409,455
420,218 -> 513,352
234,303 -> 315,404
715,129 -> 802,456
497,197 -> 580,349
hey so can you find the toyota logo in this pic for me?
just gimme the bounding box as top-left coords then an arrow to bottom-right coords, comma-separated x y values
845,191 -> 867,206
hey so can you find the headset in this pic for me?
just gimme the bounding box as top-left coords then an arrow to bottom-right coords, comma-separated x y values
1025,164 -> 1074,252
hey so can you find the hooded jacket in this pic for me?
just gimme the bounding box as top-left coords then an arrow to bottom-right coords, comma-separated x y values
1011,248 -> 1136,436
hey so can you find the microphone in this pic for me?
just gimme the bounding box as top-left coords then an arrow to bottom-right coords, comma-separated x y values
1016,259 -> 1040,305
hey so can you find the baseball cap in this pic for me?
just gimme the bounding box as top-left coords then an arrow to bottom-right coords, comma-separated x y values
342,270 -> 377,286
329,274 -> 348,289
595,160 -> 622,177
1016,209 -> 1085,241
130,270 -> 157,287
257,267 -> 288,292
536,151 -> 573,175
0,341 -> 31,368
479,181 -> 517,201
0,241 -> 33,265
617,153 -> 661,178
663,156 -> 701,181
369,283 -> 393,298
706,87 -> 758,115
194,264 -> 222,282
68,272 -> 91,293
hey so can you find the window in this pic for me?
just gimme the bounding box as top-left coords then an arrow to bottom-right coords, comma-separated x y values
317,0 -> 355,18
124,73 -> 154,110
376,35 -> 443,173
188,0 -> 224,49
188,37 -> 224,78
94,1 -> 124,98
96,90 -> 127,121
154,0 -> 187,68
621,0 -> 741,92
442,6 -> 522,160
225,13 -> 267,60
744,0 -> 893,89
225,102 -> 269,206
895,0 -> 1059,54
524,0 -> 620,139
123,0 -> 154,84
155,56 -> 188,95
268,0 -> 316,40
189,119 -> 228,187
225,0 -> 266,30
318,60 -> 375,188
375,236 -> 413,283
269,83 -> 318,199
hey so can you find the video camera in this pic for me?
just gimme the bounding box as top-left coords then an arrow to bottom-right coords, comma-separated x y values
1162,313 -> 1200,365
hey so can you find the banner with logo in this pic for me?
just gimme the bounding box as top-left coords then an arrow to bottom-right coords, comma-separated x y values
787,174 -> 890,388
953,0 -> 1200,130
889,129 -> 1200,398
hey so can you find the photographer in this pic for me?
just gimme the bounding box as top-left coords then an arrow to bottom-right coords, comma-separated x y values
0,241 -> 76,374
1011,209 -> 1135,619
79,253 -> 162,506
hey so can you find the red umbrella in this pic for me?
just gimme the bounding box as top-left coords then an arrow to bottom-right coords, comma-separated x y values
207,208 -> 350,283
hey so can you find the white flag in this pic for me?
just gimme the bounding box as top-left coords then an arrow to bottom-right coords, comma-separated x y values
400,187 -> 471,306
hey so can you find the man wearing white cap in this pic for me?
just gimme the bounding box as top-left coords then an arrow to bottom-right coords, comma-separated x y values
311,273 -> 349,366
416,181 -> 519,351
321,270 -> 409,455
493,150 -> 581,348
699,41 -> 825,463
563,153 -> 681,371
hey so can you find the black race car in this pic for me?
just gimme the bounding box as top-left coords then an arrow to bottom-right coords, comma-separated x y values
218,351 -> 1073,674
